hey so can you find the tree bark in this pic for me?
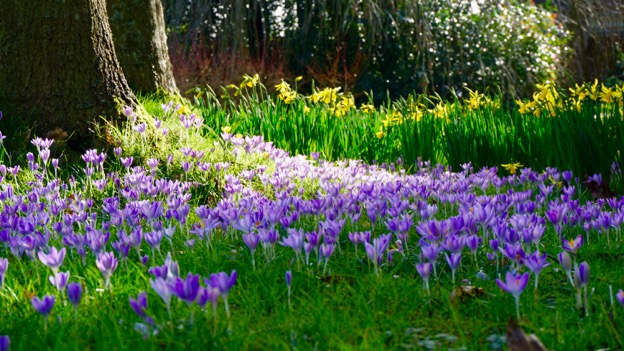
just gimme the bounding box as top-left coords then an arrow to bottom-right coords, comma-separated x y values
108,0 -> 178,94
0,0 -> 136,149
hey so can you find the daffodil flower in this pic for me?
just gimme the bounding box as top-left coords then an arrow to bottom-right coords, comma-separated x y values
375,128 -> 385,139
501,162 -> 523,174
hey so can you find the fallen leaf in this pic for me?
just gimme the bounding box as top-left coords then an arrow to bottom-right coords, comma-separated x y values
449,285 -> 485,303
506,316 -> 548,351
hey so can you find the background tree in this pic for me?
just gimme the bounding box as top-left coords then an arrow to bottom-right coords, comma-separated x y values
108,0 -> 178,94
0,0 -> 136,150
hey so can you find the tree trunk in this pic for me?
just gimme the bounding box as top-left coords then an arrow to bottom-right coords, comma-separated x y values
108,0 -> 178,94
0,0 -> 136,149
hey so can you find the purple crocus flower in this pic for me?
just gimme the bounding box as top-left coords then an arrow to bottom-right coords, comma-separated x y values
0,258 -> 7,289
140,201 -> 164,221
466,234 -> 481,254
0,335 -> 8,351
128,227 -> 143,256
445,253 -> 462,283
148,253 -> 180,281
197,286 -> 220,311
206,270 -> 237,325
577,261 -> 590,287
197,286 -> 220,334
207,270 -> 237,297
562,235 -> 583,255
558,251 -> 574,286
524,250 -> 550,291
37,247 -> 66,274
441,234 -> 465,254
49,271 -> 70,292
145,230 -> 163,258
616,289 -> 624,308
130,292 -> 154,325
243,233 -> 259,269
150,277 -> 172,319
574,261 -> 591,315
496,271 -> 529,320
32,295 -> 55,330
67,282 -> 82,320
416,262 -> 432,296
168,273 -> 200,307
348,232 -> 361,253
285,270 -> 292,308
96,252 -> 118,289
364,234 -> 392,275
319,242 -> 335,274
420,243 -> 440,277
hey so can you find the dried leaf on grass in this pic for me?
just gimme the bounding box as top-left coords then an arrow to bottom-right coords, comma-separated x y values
506,316 -> 547,351
449,286 -> 485,303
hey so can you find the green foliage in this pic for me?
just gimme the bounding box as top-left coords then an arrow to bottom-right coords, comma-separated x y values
422,0 -> 571,98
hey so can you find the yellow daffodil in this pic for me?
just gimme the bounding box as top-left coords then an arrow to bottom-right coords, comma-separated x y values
310,87 -> 340,104
360,103 -> 375,113
279,90 -> 297,104
570,98 -> 582,112
275,80 -> 297,104
589,79 -> 599,101
375,128 -> 385,139
569,83 -> 588,100
516,100 -> 532,114
332,96 -> 355,116
275,79 -> 291,93
179,105 -> 193,116
601,84 -> 614,104
501,162 -> 523,175
221,126 -> 232,134
303,106 -> 310,114
295,76 -> 303,82
240,73 -> 259,89
409,108 -> 423,121
466,90 -> 484,110
430,102 -> 448,119
548,175 -> 562,188
390,110 -> 404,125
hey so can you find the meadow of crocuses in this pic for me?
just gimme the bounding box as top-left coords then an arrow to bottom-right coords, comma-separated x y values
0,98 -> 624,350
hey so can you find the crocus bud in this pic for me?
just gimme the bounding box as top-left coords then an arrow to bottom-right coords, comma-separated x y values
0,335 -> 9,351
67,282 -> 83,308
616,290 -> 624,308
416,262 -> 432,282
577,262 -> 590,287
285,270 -> 292,288
558,251 -> 572,273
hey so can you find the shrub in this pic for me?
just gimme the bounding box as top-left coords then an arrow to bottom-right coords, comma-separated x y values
421,0 -> 571,98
